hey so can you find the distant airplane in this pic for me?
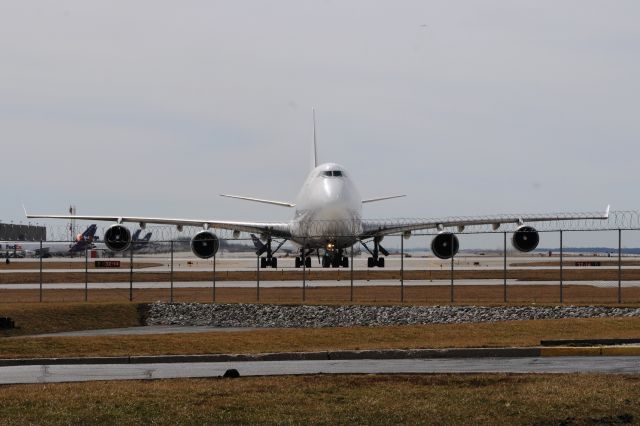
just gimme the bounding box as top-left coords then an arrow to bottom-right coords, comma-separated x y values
26,112 -> 610,268
130,229 -> 153,252
0,224 -> 98,258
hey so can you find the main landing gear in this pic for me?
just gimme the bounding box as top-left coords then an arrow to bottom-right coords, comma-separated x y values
321,250 -> 349,268
256,236 -> 287,269
362,237 -> 388,268
294,255 -> 312,268
293,247 -> 348,268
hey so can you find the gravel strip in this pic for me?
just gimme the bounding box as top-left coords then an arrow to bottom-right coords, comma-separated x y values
146,303 -> 640,328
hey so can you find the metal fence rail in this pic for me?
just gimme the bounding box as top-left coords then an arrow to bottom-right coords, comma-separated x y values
1,226 -> 639,305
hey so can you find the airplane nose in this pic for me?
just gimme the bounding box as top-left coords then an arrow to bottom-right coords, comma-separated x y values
323,179 -> 345,202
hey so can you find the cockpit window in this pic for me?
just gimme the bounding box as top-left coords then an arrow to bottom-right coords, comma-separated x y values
322,170 -> 344,177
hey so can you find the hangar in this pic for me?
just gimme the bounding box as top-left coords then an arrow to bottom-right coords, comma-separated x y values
0,223 -> 46,241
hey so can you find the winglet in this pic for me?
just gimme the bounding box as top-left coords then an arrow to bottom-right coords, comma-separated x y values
22,203 -> 28,218
604,204 -> 610,219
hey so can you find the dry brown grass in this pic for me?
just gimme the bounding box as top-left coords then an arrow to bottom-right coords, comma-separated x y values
2,316 -> 640,359
0,374 -> 638,425
2,267 -> 640,284
0,302 -> 142,337
1,284 -> 638,304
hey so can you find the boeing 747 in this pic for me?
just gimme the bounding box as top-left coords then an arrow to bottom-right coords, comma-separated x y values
25,118 -> 609,268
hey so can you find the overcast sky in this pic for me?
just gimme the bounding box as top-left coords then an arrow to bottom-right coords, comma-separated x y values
1,1 -> 638,244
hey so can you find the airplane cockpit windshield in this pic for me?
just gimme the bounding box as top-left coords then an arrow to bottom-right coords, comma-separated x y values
322,170 -> 344,177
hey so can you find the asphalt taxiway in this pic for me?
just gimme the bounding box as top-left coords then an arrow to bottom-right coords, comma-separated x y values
1,357 -> 639,384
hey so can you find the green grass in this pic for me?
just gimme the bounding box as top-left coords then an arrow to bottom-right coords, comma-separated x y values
0,374 -> 638,425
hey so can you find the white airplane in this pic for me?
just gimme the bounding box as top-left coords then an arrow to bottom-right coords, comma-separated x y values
25,118 -> 610,268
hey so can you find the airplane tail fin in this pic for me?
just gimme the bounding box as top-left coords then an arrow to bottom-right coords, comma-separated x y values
143,232 -> 152,242
131,229 -> 142,242
82,224 -> 98,239
312,108 -> 318,169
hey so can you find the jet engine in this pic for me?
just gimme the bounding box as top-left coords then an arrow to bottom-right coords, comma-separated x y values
104,224 -> 132,252
190,231 -> 219,259
431,232 -> 459,259
512,225 -> 539,252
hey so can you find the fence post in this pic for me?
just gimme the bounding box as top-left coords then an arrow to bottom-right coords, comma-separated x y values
170,240 -> 174,303
302,238 -> 306,302
84,246 -> 88,302
350,243 -> 354,302
503,232 -> 507,303
39,240 -> 43,303
129,248 -> 133,302
400,234 -> 404,303
450,233 -> 454,303
618,229 -> 622,304
559,230 -> 563,304
213,253 -> 216,303
256,255 -> 260,302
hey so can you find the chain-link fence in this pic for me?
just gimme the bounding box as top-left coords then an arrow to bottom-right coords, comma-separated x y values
2,211 -> 640,304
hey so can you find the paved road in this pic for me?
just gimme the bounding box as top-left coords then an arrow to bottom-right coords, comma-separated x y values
1,279 -> 634,290
1,357 -> 639,384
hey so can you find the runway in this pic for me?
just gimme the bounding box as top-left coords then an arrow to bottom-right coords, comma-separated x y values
2,357 -> 639,384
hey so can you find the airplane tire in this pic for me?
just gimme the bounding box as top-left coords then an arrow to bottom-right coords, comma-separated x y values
322,256 -> 330,268
271,258 -> 277,268
305,257 -> 312,268
367,257 -> 375,268
260,257 -> 267,269
341,257 -> 349,268
377,257 -> 385,268
295,257 -> 301,268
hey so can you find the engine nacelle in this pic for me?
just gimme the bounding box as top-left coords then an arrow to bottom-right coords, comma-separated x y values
104,224 -> 132,252
512,225 -> 539,252
431,232 -> 459,259
190,231 -> 219,259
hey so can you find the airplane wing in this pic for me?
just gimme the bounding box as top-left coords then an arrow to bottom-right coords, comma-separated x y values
360,206 -> 610,238
25,212 -> 293,239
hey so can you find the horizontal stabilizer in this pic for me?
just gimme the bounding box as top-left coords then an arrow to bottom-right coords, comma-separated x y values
220,194 -> 295,208
362,195 -> 406,204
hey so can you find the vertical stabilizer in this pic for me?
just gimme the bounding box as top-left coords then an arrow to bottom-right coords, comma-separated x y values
312,108 -> 318,169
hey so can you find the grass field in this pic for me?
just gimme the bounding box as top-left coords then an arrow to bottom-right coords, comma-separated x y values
0,374 -> 638,425
2,301 -> 640,358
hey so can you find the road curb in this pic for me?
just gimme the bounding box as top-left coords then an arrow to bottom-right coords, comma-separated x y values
1,346 -> 638,366
0,348 -> 539,366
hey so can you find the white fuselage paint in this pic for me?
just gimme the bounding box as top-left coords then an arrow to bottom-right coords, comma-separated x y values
289,163 -> 363,250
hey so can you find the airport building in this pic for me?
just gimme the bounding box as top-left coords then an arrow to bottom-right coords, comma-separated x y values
0,223 -> 46,241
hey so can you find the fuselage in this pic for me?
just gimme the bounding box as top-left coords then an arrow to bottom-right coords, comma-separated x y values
290,163 -> 363,249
